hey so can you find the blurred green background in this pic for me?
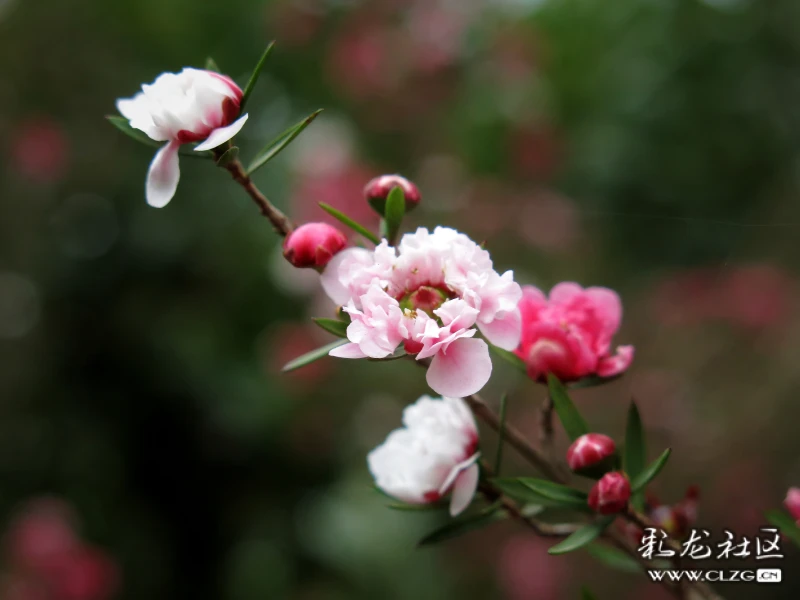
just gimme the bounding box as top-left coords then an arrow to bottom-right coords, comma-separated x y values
1,0 -> 799,598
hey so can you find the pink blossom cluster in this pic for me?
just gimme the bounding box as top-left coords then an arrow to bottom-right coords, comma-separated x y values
321,226 -> 522,397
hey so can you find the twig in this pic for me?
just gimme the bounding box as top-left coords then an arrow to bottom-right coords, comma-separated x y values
213,149 -> 294,236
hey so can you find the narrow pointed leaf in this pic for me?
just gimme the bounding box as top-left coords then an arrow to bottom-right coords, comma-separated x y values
489,344 -> 527,373
630,449 -> 671,493
239,41 -> 275,114
586,543 -> 641,572
491,478 -> 589,510
205,57 -> 220,72
215,146 -> 239,167
624,401 -> 646,510
548,516 -> 615,555
319,202 -> 380,244
765,510 -> 800,546
312,318 -> 348,338
282,339 -> 347,373
384,186 -> 405,244
107,116 -> 213,158
246,109 -> 323,175
547,373 -> 589,441
494,393 -> 508,474
417,503 -> 505,547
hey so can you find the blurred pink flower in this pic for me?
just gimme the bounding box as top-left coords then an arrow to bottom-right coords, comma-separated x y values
515,190 -> 579,253
2,498 -> 118,600
515,283 -> 633,382
785,487 -> 800,524
266,323 -> 331,390
497,535 -> 565,600
510,125 -> 563,181
11,117 -> 69,184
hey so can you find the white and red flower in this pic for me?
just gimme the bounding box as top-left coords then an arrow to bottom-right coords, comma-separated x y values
321,227 -> 522,397
515,282 -> 634,382
368,395 -> 480,516
566,433 -> 617,474
116,68 -> 249,208
588,472 -> 631,514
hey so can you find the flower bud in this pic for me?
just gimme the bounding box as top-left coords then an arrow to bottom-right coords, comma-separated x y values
566,433 -> 617,475
785,487 -> 800,523
588,472 -> 631,514
364,174 -> 421,215
283,223 -> 347,268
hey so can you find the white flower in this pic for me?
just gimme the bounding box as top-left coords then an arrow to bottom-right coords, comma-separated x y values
116,68 -> 249,208
368,395 -> 480,517
322,227 -> 522,397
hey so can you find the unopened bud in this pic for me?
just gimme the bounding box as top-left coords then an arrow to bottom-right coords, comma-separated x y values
364,174 -> 421,215
283,223 -> 347,268
588,472 -> 631,515
785,487 -> 800,523
566,433 -> 617,475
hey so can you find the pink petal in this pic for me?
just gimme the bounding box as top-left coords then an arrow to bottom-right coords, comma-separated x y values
449,462 -> 480,517
585,287 -> 622,336
146,141 -> 181,208
193,114 -> 249,151
329,343 -> 367,359
478,308 -> 521,351
549,282 -> 585,305
426,338 -> 492,397
596,345 -> 634,377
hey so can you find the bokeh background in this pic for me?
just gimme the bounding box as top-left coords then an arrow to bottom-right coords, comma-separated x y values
1,0 -> 799,598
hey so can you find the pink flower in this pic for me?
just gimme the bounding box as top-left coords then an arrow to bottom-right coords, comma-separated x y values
515,282 -> 634,382
363,174 -> 421,212
321,227 -> 522,397
588,472 -> 631,514
785,487 -> 800,524
368,395 -> 480,517
117,68 -> 248,208
566,433 -> 617,474
282,222 -> 348,268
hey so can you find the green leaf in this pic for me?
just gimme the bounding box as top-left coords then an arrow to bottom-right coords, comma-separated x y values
570,374 -> 622,389
630,449 -> 671,493
205,57 -> 220,72
383,186 -> 405,243
491,478 -> 589,510
586,542 -> 641,573
765,510 -> 800,546
624,401 -> 646,510
489,344 -> 527,373
282,339 -> 347,373
548,516 -> 615,555
417,502 -> 505,547
215,146 -> 239,167
494,393 -> 508,475
319,202 -> 380,244
547,373 -> 590,441
246,109 -> 323,175
367,346 -> 407,362
581,587 -> 599,600
239,41 -> 275,114
312,318 -> 348,338
107,116 -> 213,158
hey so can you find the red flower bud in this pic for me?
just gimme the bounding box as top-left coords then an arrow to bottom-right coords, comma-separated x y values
588,472 -> 631,514
364,174 -> 421,214
283,223 -> 347,268
566,433 -> 617,474
785,487 -> 800,523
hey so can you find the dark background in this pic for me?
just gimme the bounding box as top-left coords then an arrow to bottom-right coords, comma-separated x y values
0,0 -> 799,598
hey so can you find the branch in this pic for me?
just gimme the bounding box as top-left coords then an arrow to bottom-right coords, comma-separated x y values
213,149 -> 294,236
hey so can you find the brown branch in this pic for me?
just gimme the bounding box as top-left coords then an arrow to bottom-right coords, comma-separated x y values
213,149 -> 294,236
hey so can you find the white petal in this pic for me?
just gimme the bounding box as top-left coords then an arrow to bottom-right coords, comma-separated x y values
329,343 -> 367,359
449,462 -> 480,517
478,308 -> 522,351
146,141 -> 181,208
438,453 -> 480,496
194,114 -> 249,151
426,338 -> 492,397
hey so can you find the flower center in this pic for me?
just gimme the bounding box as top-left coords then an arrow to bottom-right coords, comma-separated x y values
399,286 -> 450,317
